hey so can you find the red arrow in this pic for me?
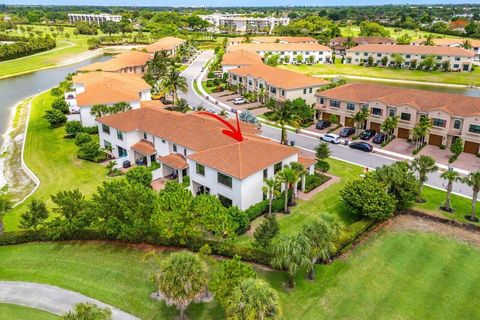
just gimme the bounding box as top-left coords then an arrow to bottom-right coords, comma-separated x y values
198,111 -> 244,142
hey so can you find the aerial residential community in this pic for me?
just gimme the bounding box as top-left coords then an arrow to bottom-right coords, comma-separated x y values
1,3 -> 480,320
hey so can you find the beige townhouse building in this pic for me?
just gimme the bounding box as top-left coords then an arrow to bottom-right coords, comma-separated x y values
228,64 -> 329,105
345,44 -> 475,71
316,83 -> 480,154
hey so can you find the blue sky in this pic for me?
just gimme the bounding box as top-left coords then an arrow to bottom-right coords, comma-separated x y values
3,0 -> 480,7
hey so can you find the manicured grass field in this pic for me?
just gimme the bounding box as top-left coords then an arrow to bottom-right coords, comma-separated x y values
4,92 -> 111,231
279,62 -> 480,86
0,303 -> 58,320
1,231 -> 480,319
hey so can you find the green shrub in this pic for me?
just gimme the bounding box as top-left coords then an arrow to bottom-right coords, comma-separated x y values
245,201 -> 269,220
82,126 -> 99,134
439,144 -> 446,150
315,160 -> 330,173
302,174 -> 330,193
75,133 -> 92,146
51,99 -> 69,114
77,141 -> 106,162
44,109 -> 67,128
65,121 -> 83,137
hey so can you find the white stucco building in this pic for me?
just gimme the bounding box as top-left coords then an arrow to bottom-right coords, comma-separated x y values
200,13 -> 290,34
68,13 -> 122,25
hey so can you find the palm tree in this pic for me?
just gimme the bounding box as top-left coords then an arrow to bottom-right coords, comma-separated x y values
270,233 -> 312,288
290,162 -> 307,200
157,251 -> 208,320
302,215 -> 340,280
266,99 -> 300,144
413,117 -> 432,149
262,177 -> 280,216
277,166 -> 297,213
381,116 -> 399,142
90,104 -> 108,118
0,194 -> 13,235
440,170 -> 460,212
410,155 -> 438,201
462,171 -> 480,222
145,50 -> 170,89
352,107 -> 369,135
161,68 -> 188,108
258,86 -> 267,104
423,34 -> 434,46
111,102 -> 131,114
462,40 -> 472,50
226,278 -> 282,320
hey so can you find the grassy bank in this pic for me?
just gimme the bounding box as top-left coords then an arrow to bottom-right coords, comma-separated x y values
0,304 -> 58,320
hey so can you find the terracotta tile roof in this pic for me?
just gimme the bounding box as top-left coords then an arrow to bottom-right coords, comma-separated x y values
221,49 -> 263,67
229,36 -> 317,45
141,37 -> 186,53
140,100 -> 165,109
188,136 -> 299,179
228,42 -> 332,53
229,64 -> 329,90
298,155 -> 316,168
78,51 -> 151,72
316,83 -> 480,117
347,44 -> 475,57
72,72 -> 151,107
131,140 -> 156,155
330,36 -> 395,45
158,153 -> 188,169
412,38 -> 480,48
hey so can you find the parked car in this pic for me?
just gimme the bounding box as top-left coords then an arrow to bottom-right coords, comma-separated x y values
349,142 -> 373,152
339,127 -> 355,137
315,120 -> 331,130
372,133 -> 386,144
360,129 -> 376,140
320,133 -> 341,144
233,98 -> 246,105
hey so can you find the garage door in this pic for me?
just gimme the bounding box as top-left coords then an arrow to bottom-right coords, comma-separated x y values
428,134 -> 443,146
369,122 -> 381,132
464,141 -> 480,154
345,117 -> 354,127
397,127 -> 410,139
322,112 -> 332,121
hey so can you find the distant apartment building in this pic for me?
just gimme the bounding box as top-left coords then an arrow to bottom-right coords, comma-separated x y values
329,36 -> 395,54
412,38 -> 480,61
228,43 -> 333,64
200,13 -> 289,34
228,64 -> 329,105
68,13 -> 122,25
316,83 -> 480,155
78,50 -> 151,74
345,44 -> 475,71
228,36 -> 317,46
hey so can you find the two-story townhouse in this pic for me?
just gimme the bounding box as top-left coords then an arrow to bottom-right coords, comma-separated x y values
228,36 -> 317,46
316,83 -> 480,154
345,44 -> 475,71
412,38 -> 480,61
78,50 -> 151,74
141,37 -> 186,56
228,43 -> 333,64
221,49 -> 263,72
228,64 -> 329,105
329,36 -> 395,54
97,106 -> 315,210
66,72 -> 152,127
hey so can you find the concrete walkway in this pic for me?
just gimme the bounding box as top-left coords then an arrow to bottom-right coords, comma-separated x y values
0,281 -> 139,320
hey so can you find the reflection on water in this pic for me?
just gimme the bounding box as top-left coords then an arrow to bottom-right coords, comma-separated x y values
0,54 -> 112,147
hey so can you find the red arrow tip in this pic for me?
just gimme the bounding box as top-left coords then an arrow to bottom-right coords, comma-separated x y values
198,111 -> 244,142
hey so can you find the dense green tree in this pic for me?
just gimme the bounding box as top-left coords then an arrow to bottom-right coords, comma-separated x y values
19,199 -> 49,231
77,141 -> 105,162
125,166 -> 153,188
74,132 -> 92,146
51,99 -> 69,114
410,155 -> 438,201
62,303 -> 111,320
450,137 -> 464,160
0,194 -> 13,235
315,142 -> 330,172
44,108 -> 67,127
65,120 -> 83,137
100,21 -> 119,37
396,33 -> 412,45
359,21 -> 390,37
49,189 -> 92,234
253,215 -> 280,250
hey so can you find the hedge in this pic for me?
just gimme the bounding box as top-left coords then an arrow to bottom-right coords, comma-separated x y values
0,36 -> 56,61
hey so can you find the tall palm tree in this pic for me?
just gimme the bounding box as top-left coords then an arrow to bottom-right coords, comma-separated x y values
90,104 -> 108,118
266,99 -> 300,144
270,233 -> 312,288
277,166 -> 297,213
413,117 -> 432,149
462,171 -> 480,222
352,107 -> 369,135
262,177 -> 280,216
258,86 -> 267,104
440,170 -> 460,212
381,116 -> 399,141
157,251 -> 208,320
462,40 -> 472,50
410,155 -> 438,201
226,278 -> 282,320
0,194 -> 13,235
145,50 -> 170,89
161,68 -> 188,108
290,162 -> 307,200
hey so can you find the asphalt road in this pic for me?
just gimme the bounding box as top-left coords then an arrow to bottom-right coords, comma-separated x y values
181,51 -> 474,199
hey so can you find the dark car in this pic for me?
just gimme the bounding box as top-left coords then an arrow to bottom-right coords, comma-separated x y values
349,142 -> 373,152
360,129 -> 376,140
339,127 -> 355,137
315,120 -> 331,130
372,133 -> 386,144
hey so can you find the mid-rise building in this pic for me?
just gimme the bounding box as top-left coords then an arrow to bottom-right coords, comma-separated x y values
78,50 -> 151,74
315,83 -> 480,154
412,38 -> 480,61
200,13 -> 290,34
228,36 -> 317,46
97,106 -> 315,210
345,44 -> 475,71
68,13 -> 122,25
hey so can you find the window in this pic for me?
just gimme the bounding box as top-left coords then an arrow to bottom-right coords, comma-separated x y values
455,57 -> 460,61
162,139 -> 166,143
270,87 -> 276,94
406,54 -> 411,59
400,113 -> 411,121
453,64 -> 459,69
303,89 -> 307,94
196,163 -> 205,176
281,89 -> 285,96
104,140 -> 112,149
143,132 -> 147,140
469,124 -> 480,134
117,146 -> 127,157
453,119 -> 462,130
218,172 -> 233,188
232,75 -> 237,81
102,124 -> 110,134
309,88 -> 313,94
389,109 -> 396,117
346,102 -> 355,111
218,194 -> 232,207
248,80 -> 253,86
117,130 -> 123,140
274,162 -> 282,174
330,100 -> 341,108
432,118 -> 447,128
173,144 -> 177,152
263,168 -> 268,180
183,149 -> 187,156
371,107 -> 383,116
319,98 -> 325,104
377,53 -> 381,57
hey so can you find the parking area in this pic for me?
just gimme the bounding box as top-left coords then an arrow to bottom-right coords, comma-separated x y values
210,91 -> 263,112
382,138 -> 416,155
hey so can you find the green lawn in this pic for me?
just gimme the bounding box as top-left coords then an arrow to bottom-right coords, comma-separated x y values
0,304 -> 58,320
4,92 -> 111,231
1,231 -> 480,319
279,62 -> 480,86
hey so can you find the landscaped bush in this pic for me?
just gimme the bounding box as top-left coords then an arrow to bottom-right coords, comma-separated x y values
315,161 -> 330,173
43,108 -> 67,128
302,173 -> 330,193
51,99 -> 69,114
74,132 -> 92,146
77,141 -> 107,162
65,121 -> 83,137
82,126 -> 99,134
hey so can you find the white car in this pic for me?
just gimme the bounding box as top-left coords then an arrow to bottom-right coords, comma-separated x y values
233,98 -> 246,105
320,133 -> 341,144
